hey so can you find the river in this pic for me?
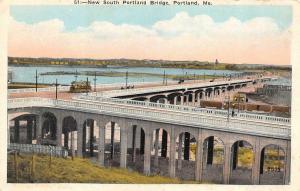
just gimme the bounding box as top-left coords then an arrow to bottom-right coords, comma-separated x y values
9,65 -> 242,85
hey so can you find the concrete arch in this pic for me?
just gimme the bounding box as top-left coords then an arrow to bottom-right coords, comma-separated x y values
202,135 -> 225,184
151,127 -> 171,176
9,113 -> 37,144
194,89 -> 205,94
132,97 -> 148,101
82,118 -> 98,157
167,92 -> 183,104
8,112 -> 37,121
183,90 -> 194,95
152,128 -> 171,158
62,116 -> 77,133
230,140 -> 254,184
41,112 -> 57,140
167,92 -> 183,99
235,84 -> 241,89
149,95 -> 167,103
175,131 -> 197,180
103,120 -> 121,166
259,144 -> 286,185
227,86 -> 234,91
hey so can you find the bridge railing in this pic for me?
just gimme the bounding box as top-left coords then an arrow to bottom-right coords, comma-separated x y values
8,97 -> 54,109
8,97 -> 290,139
52,98 -> 290,139
74,95 -> 290,125
8,143 -> 68,158
96,78 -> 257,97
8,86 -> 70,94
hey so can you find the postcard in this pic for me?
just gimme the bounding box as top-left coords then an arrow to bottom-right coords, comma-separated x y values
1,0 -> 299,190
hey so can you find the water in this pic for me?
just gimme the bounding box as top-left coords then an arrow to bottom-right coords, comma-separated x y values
9,65 -> 242,85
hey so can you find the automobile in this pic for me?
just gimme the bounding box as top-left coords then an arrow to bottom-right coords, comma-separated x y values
178,79 -> 184,84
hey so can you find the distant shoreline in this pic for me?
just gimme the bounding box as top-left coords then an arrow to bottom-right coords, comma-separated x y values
8,57 -> 292,71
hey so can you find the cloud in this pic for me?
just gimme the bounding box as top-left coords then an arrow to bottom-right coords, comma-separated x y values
8,12 -> 290,65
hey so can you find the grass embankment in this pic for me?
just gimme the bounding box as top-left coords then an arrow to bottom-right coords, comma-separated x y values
7,154 -> 197,183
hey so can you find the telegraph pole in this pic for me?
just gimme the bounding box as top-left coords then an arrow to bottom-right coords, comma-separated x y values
93,72 -> 97,92
55,79 -> 58,99
35,70 -> 38,92
86,77 -> 89,95
125,70 -> 128,88
163,70 -> 166,85
75,70 -> 78,82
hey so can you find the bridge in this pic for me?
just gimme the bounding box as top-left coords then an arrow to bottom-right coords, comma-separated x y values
7,76 -> 290,184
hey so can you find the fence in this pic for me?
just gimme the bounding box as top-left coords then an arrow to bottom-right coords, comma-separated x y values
8,143 -> 68,158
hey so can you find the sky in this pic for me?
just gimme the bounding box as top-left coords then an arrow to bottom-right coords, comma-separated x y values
8,5 -> 292,65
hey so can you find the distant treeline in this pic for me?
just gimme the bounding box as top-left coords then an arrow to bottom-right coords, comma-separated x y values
8,57 -> 292,71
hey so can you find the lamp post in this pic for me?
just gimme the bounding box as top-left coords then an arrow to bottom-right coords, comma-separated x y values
224,95 -> 230,122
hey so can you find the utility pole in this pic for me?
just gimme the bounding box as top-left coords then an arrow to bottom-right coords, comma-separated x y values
163,70 -> 165,85
224,95 -> 230,122
35,69 -> 38,92
86,77 -> 89,95
165,73 -> 168,85
94,72 -> 97,92
125,70 -> 128,88
55,79 -> 58,99
75,70 -> 78,82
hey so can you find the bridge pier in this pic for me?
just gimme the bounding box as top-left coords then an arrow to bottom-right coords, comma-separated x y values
173,96 -> 177,105
143,128 -> 151,175
135,126 -> 141,154
56,116 -> 62,147
26,118 -> 33,144
154,129 -> 159,166
36,115 -> 43,144
197,93 -> 201,106
77,121 -> 83,157
132,125 -> 137,163
177,133 -> 183,170
223,143 -> 231,184
252,138 -> 261,184
284,141 -> 291,184
98,122 -> 105,166
120,126 -> 128,168
14,119 -> 20,143
195,129 -> 203,181
110,122 -> 115,159
192,93 -> 195,106
169,129 -> 176,178
180,95 -> 184,105
71,130 -> 75,158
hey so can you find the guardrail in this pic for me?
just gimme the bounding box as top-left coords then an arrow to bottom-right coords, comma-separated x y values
7,97 -> 290,139
8,143 -> 68,157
